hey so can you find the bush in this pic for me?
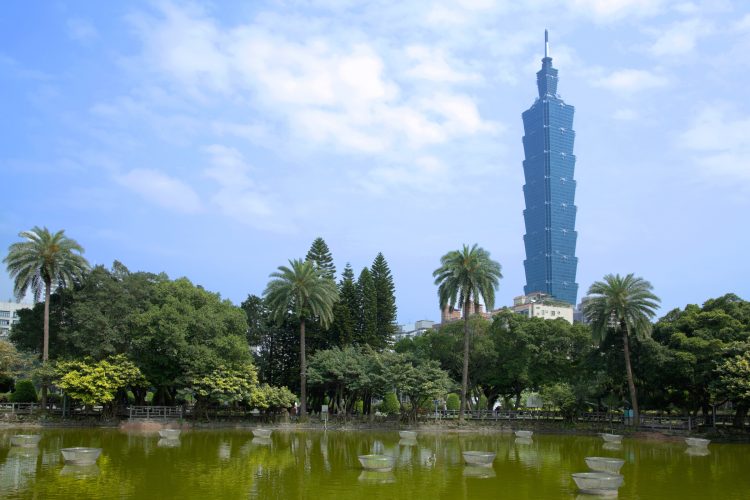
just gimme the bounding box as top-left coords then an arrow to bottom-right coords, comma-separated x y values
353,400 -> 363,415
10,380 -> 38,403
446,393 -> 460,411
0,392 -> 10,403
380,392 -> 400,415
478,395 -> 489,411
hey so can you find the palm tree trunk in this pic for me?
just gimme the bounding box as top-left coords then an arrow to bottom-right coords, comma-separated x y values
459,299 -> 470,423
621,322 -> 639,427
299,318 -> 307,418
41,279 -> 51,411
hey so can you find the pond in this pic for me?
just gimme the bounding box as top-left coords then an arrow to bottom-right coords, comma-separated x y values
1,428 -> 748,499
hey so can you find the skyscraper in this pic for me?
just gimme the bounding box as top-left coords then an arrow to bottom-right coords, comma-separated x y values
521,30 -> 579,305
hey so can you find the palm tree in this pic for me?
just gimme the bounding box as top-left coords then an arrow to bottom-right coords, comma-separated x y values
583,273 -> 660,426
264,259 -> 338,417
3,226 -> 89,408
433,244 -> 502,422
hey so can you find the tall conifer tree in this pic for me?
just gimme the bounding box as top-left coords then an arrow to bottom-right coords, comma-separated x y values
356,267 -> 377,346
371,252 -> 397,348
305,237 -> 336,280
329,264 -> 358,346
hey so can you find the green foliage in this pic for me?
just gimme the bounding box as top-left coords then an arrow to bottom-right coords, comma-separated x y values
250,384 -> 297,411
187,362 -> 259,406
356,267 -> 377,346
583,273 -> 660,421
713,349 -> 750,406
446,393 -> 460,411
329,264 -> 358,346
0,341 -> 23,379
3,226 -> 89,304
264,259 -> 338,327
541,382 -> 578,419
380,392 -> 400,415
0,392 -> 10,403
433,243 -> 502,420
353,399 -> 364,415
649,293 -> 750,414
477,394 -> 488,410
55,355 -> 148,407
371,253 -> 397,348
11,380 -> 38,403
305,237 -> 337,280
264,258 -> 339,415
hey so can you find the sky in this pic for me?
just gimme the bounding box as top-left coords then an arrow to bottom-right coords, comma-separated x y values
1,0 -> 749,325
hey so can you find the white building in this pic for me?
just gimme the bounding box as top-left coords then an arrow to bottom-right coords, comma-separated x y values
511,293 -> 574,324
0,301 -> 33,339
394,319 -> 435,342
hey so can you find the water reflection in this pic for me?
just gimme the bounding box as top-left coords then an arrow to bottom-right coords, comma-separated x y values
684,447 -> 710,457
463,465 -> 497,479
602,442 -> 622,452
59,464 -> 100,477
0,429 -> 747,499
157,438 -> 181,448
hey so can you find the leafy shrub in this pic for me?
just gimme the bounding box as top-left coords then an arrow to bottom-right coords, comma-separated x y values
10,380 -> 37,403
380,392 -> 400,415
353,400 -> 364,415
478,394 -> 489,411
0,392 -> 10,403
446,393 -> 460,411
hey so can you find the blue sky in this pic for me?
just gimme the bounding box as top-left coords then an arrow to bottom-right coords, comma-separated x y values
2,0 -> 749,324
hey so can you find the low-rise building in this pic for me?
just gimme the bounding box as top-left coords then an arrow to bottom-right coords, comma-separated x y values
394,319 -> 436,342
511,292 -> 574,324
0,301 -> 33,339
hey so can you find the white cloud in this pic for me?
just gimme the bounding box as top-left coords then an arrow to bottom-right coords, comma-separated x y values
404,45 -> 481,83
648,18 -> 713,57
128,2 -> 498,154
613,108 -> 639,120
116,169 -> 203,213
360,155 -> 451,195
67,18 -> 98,42
202,145 -> 286,230
680,105 -> 750,187
593,69 -> 668,93
569,0 -> 666,21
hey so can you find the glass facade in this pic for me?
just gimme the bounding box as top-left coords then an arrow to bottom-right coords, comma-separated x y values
521,35 -> 579,305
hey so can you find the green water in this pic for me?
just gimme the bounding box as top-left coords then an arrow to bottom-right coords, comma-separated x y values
1,429 -> 748,499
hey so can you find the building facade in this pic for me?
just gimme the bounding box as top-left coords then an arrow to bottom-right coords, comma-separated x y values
521,30 -> 579,305
512,292 -> 574,324
394,319 -> 436,342
0,301 -> 32,340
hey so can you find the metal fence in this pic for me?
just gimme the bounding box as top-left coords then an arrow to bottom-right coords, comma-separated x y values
128,405 -> 183,419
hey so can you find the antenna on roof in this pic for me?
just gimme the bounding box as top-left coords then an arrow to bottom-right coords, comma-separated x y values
545,29 -> 549,58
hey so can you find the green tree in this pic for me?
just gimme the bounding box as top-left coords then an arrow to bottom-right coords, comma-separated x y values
186,362 -> 259,409
713,349 -> 750,426
305,237 -> 336,280
433,244 -> 502,422
329,264 -> 358,347
264,259 -> 338,417
54,355 -> 148,413
371,253 -> 397,348
11,380 -> 37,403
356,267 -> 377,346
583,273 -> 660,425
0,341 -> 23,380
3,226 -> 89,407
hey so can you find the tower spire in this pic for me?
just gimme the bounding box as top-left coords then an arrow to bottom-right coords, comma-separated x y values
545,29 -> 549,58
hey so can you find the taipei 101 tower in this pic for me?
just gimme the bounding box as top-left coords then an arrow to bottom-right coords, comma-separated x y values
521,30 -> 579,305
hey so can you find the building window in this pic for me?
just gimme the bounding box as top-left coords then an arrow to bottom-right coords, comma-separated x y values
0,311 -> 9,318
0,320 -> 9,326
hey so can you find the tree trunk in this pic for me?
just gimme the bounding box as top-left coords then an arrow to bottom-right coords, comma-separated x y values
299,318 -> 307,417
459,299 -> 471,423
41,279 -> 51,411
734,405 -> 748,428
621,322 -> 639,427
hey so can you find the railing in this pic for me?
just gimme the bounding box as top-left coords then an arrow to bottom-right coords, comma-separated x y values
128,405 -> 183,419
0,402 -> 41,414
